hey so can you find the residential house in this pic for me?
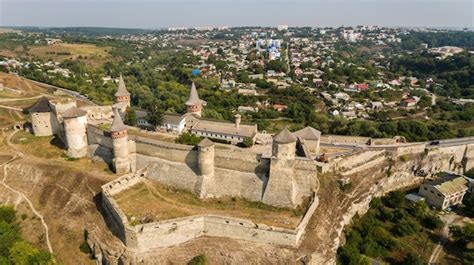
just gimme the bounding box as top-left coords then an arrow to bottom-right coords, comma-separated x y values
418,174 -> 468,210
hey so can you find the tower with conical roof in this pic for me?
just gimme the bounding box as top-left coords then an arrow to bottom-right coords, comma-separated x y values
63,107 -> 88,158
262,127 -> 298,208
185,82 -> 206,117
114,75 -> 131,107
111,108 -> 130,174
271,127 -> 297,160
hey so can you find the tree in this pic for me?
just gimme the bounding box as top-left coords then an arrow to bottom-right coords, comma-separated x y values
401,252 -> 424,265
408,201 -> 428,219
449,224 -> 474,247
0,206 -> 15,224
422,215 -> 444,230
146,100 -> 164,129
463,196 -> 474,218
175,133 -> 203,146
383,191 -> 405,209
8,241 -> 51,265
124,107 -> 137,126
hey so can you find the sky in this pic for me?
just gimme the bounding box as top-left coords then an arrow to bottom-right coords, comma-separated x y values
0,0 -> 473,29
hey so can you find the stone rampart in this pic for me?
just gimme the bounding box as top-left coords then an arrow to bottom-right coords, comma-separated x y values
332,150 -> 386,172
132,136 -> 196,164
87,125 -> 113,149
100,172 -> 319,253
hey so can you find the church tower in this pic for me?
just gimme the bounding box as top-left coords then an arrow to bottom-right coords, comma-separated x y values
185,82 -> 206,117
110,108 -> 131,174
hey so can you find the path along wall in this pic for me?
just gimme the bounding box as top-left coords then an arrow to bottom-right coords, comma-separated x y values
100,172 -> 319,253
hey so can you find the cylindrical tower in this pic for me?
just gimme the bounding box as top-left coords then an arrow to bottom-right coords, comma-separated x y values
62,107 -> 88,158
272,127 -> 297,160
197,138 -> 215,176
114,75 -> 131,107
111,108 -> 130,174
185,82 -> 206,117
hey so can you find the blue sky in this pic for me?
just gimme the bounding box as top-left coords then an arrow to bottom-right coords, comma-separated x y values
0,0 -> 472,28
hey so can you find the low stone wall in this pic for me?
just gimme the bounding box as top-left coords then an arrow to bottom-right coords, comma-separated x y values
100,172 -> 319,253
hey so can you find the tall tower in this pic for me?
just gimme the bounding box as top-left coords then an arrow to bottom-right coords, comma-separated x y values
62,107 -> 88,158
185,82 -> 206,117
29,97 -> 53,137
114,75 -> 131,113
262,127 -> 298,208
197,138 -> 215,198
110,108 -> 131,174
271,127 -> 297,160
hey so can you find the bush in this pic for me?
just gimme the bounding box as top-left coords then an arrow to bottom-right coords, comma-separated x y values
400,252 -> 424,265
79,230 -> 93,259
175,133 -> 203,146
238,137 -> 254,148
400,154 -> 409,162
188,254 -> 208,265
393,218 -> 421,237
422,215 -> 444,230
383,191 -> 405,209
0,206 -> 16,224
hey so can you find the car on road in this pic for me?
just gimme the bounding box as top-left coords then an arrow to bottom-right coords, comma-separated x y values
429,140 -> 440,146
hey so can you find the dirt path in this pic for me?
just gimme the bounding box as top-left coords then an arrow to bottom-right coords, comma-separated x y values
0,130 -> 54,254
0,95 -> 42,102
0,105 -> 23,111
428,213 -> 459,264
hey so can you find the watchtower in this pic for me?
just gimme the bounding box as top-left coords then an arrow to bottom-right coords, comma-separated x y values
185,82 -> 206,117
62,107 -> 88,158
111,108 -> 131,174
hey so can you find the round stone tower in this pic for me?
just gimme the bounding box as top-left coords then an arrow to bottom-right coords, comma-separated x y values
62,107 -> 88,158
272,127 -> 297,160
185,82 -> 206,117
110,108 -> 130,174
114,75 -> 131,107
29,97 -> 53,137
197,138 -> 215,176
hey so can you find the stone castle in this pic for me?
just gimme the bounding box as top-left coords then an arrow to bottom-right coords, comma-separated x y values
27,76 -> 474,254
28,77 -> 322,208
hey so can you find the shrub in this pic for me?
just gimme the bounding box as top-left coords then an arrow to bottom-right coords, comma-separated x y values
383,191 -> 405,209
188,254 -> 208,265
0,206 -> 16,224
400,154 -> 409,162
422,215 -> 444,230
175,133 -> 203,146
238,137 -> 254,148
79,230 -> 94,259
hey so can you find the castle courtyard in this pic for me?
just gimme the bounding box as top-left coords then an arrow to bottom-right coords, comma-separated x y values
112,178 -> 309,229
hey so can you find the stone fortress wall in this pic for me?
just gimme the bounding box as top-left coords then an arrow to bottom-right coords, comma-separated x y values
27,84 -> 474,254
101,170 -> 320,253
88,128 -> 316,207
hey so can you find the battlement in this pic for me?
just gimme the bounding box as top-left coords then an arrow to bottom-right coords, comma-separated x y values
101,171 -> 319,252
